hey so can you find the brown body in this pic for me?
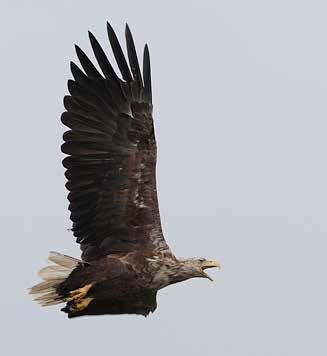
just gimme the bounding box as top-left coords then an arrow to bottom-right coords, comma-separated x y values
58,253 -> 158,317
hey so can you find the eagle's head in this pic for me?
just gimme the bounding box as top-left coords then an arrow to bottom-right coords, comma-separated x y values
149,256 -> 221,289
176,258 -> 221,282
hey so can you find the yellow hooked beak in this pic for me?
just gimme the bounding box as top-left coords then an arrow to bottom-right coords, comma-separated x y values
200,260 -> 221,281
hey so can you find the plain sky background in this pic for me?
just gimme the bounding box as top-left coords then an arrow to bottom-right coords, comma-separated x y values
1,0 -> 326,355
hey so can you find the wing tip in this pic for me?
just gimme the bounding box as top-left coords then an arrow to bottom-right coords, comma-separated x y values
125,23 -> 131,35
74,43 -> 81,53
143,43 -> 152,103
106,21 -> 115,35
144,43 -> 150,58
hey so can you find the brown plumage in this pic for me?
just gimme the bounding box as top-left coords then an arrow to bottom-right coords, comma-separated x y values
29,22 -> 220,318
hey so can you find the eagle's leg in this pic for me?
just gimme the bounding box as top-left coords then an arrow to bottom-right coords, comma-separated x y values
65,283 -> 93,301
63,283 -> 94,312
69,297 -> 94,312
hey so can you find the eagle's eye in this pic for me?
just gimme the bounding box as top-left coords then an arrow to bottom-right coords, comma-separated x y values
199,258 -> 206,263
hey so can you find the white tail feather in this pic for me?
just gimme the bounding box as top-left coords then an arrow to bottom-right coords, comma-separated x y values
48,251 -> 80,269
29,252 -> 81,306
38,265 -> 72,280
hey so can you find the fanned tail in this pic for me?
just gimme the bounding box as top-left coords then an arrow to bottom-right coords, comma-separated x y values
28,252 -> 81,306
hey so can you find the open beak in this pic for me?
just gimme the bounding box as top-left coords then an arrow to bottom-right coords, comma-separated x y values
201,260 -> 221,281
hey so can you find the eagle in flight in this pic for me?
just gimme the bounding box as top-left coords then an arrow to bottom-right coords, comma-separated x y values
29,22 -> 220,318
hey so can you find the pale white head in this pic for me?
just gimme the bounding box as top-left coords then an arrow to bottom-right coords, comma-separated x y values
169,257 -> 221,285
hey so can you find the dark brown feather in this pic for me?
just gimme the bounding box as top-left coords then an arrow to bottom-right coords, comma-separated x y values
106,22 -> 133,82
125,24 -> 143,89
75,45 -> 103,80
88,31 -> 119,81
143,44 -> 152,102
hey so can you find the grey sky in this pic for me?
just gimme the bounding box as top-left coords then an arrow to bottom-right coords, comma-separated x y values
1,0 -> 326,355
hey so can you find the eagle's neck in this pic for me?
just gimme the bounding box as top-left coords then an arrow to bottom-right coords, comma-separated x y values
147,256 -> 191,289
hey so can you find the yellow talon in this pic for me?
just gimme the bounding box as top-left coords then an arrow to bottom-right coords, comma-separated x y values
64,283 -> 93,302
70,297 -> 94,312
63,283 -> 94,312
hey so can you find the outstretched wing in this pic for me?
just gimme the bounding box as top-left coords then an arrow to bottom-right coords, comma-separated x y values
61,23 -> 170,262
